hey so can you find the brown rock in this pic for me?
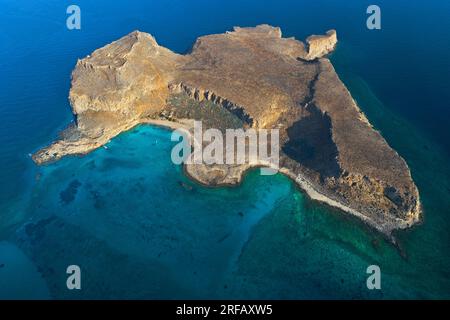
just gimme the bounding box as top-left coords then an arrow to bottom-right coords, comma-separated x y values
32,25 -> 421,239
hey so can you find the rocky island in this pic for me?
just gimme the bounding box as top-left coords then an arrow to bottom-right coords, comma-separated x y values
33,25 -> 421,241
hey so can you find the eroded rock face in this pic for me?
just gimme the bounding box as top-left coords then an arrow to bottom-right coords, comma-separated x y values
70,31 -> 184,131
305,29 -> 337,60
33,25 -> 421,238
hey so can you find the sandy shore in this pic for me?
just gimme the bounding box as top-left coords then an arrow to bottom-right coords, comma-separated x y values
33,116 -> 411,242
142,119 -> 406,242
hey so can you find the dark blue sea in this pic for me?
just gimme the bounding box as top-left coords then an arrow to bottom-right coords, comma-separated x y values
0,0 -> 449,299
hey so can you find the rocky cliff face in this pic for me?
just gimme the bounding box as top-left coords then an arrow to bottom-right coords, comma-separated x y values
69,31 -> 184,131
33,25 -> 421,239
305,30 -> 337,60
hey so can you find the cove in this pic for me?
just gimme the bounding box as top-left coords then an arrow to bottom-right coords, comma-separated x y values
6,125 -> 296,299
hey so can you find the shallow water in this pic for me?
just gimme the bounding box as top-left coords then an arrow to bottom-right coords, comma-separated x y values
0,241 -> 50,299
6,126 -> 296,298
0,0 -> 449,299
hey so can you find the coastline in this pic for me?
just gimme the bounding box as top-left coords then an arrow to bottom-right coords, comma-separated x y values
32,115 -> 420,243
31,118 -> 192,165
149,118 -> 418,243
3,1 -> 449,299
31,25 -> 422,243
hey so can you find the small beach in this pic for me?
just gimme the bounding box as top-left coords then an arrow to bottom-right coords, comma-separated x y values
0,0 -> 449,299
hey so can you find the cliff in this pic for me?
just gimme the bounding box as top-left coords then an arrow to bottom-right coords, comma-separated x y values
305,29 -> 337,60
32,25 -> 421,240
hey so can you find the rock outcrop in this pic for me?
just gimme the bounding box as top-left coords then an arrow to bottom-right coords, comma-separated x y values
305,29 -> 337,60
32,25 -> 421,240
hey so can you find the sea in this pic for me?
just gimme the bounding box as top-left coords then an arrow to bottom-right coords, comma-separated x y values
0,0 -> 449,299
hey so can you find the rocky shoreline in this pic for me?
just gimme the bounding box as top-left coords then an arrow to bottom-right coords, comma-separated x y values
156,117 -> 421,242
33,25 -> 422,239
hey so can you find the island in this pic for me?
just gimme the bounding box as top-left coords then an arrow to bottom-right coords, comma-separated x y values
32,25 -> 421,241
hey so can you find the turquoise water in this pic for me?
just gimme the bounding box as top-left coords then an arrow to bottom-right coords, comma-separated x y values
0,0 -> 449,299
6,126 -> 296,298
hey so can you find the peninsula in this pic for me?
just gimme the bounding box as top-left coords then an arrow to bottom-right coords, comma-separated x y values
32,25 -> 421,240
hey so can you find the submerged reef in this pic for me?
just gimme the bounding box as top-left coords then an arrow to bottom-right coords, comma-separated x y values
33,25 -> 421,240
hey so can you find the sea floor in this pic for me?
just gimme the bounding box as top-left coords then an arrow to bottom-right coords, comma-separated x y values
1,105 -> 448,299
1,0 -> 449,298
